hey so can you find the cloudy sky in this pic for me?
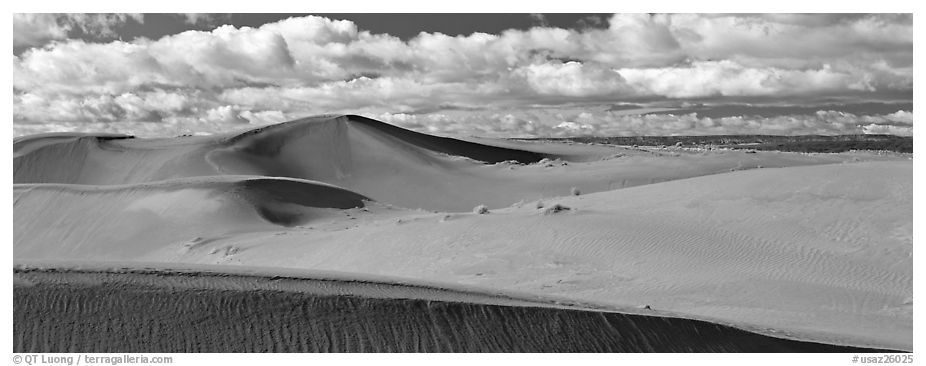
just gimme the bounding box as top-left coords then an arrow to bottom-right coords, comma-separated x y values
13,13 -> 913,138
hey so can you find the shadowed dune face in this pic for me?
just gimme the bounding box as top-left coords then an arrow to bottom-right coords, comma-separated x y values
236,179 -> 369,226
344,115 -> 549,164
224,115 -> 549,165
13,269 -> 897,353
13,177 -> 370,259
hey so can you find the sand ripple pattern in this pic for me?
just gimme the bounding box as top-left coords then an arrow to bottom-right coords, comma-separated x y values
13,269 -> 897,353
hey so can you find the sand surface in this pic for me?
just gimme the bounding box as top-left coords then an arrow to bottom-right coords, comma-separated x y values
13,114 -> 912,351
13,267 -> 898,353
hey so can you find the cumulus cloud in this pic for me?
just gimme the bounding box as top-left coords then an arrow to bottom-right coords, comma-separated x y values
618,60 -> 877,98
14,90 -> 190,123
513,61 -> 629,97
69,14 -> 144,38
13,14 -> 70,47
366,108 -> 913,138
12,13 -> 913,137
180,13 -> 231,27
13,13 -> 142,47
861,124 -> 913,136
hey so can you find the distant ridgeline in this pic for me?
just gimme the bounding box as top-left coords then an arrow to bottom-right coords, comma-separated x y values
513,135 -> 913,154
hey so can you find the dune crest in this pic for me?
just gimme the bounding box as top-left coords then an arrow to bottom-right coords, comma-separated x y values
222,114 -> 550,164
13,115 -> 879,211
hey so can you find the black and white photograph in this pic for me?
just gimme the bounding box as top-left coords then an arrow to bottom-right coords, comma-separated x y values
9,7 -> 915,361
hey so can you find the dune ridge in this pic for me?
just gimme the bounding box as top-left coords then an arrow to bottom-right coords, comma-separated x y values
13,268 -> 900,353
13,115 -> 554,211
224,114 -> 550,164
13,114 -> 882,211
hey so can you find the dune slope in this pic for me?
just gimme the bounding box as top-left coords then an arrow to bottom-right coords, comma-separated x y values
13,115 -> 877,211
13,160 -> 912,350
12,115 -> 912,352
13,268 -> 897,353
14,176 -> 372,260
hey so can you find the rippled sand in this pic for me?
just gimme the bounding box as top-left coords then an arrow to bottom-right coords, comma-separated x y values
13,268 -> 898,353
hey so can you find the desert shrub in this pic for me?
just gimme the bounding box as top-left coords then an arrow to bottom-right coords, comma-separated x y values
473,205 -> 490,214
539,203 -> 570,215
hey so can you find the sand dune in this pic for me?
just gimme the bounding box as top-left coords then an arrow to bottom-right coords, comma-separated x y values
14,132 -> 135,158
13,267 -> 898,353
13,159 -> 912,350
14,176 -> 377,259
12,115 -> 912,352
225,114 -> 550,164
13,114 -> 885,211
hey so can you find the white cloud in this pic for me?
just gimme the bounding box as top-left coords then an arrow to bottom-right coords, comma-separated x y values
68,14 -> 144,39
555,121 -> 596,133
12,14 -> 913,137
203,105 -> 249,125
14,13 -> 143,47
361,108 -> 914,139
861,124 -> 912,136
13,14 -> 69,47
513,61 -> 628,97
180,14 -> 230,27
13,90 -> 194,123
617,60 -> 873,98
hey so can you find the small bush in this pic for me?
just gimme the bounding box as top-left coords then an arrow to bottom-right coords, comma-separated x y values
539,203 -> 571,215
473,205 -> 490,214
